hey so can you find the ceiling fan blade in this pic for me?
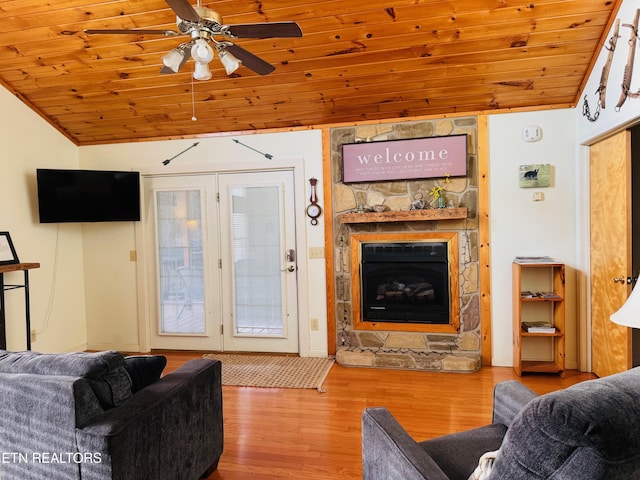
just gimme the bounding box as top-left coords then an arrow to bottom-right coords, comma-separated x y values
165,0 -> 201,23
160,44 -> 192,74
226,22 -> 303,39
226,44 -> 276,75
84,29 -> 179,36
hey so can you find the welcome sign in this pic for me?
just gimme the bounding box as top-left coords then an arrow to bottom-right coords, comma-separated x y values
342,134 -> 467,183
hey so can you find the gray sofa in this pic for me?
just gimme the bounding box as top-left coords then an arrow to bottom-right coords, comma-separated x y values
0,350 -> 223,480
363,367 -> 640,479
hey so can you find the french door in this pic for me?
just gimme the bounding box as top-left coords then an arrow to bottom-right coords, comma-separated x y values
144,175 -> 221,350
218,171 -> 299,353
144,170 -> 299,353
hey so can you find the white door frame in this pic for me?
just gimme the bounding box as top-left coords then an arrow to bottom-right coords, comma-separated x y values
135,161 -> 311,355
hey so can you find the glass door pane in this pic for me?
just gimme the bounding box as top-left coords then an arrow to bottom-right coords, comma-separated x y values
231,185 -> 283,335
219,170 -> 298,353
156,189 -> 205,335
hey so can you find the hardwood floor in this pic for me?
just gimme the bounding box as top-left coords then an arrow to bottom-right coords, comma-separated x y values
161,351 -> 595,480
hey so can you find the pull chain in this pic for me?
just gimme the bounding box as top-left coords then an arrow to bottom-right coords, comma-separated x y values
191,74 -> 197,121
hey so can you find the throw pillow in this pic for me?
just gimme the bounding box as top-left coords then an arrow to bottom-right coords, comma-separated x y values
124,355 -> 167,393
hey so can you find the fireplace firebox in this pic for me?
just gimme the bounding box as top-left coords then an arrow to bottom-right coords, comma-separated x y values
360,242 -> 450,324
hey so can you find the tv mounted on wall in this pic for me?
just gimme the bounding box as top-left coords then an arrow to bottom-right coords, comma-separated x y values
36,169 -> 141,223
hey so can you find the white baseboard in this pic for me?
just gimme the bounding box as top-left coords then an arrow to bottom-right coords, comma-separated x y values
491,356 -> 512,367
492,356 -> 580,371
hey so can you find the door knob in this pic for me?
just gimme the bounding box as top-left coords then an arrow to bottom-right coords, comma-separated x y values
613,276 -> 633,284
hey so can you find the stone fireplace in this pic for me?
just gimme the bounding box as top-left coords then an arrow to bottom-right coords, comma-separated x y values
330,117 -> 481,372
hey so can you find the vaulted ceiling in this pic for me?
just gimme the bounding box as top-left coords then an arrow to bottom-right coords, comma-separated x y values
0,0 -> 620,145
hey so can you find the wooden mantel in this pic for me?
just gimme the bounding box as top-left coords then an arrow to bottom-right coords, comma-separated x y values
338,207 -> 467,224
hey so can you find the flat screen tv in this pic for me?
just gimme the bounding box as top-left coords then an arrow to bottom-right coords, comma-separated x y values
36,169 -> 141,223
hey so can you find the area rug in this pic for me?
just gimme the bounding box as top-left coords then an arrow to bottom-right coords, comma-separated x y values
202,353 -> 335,392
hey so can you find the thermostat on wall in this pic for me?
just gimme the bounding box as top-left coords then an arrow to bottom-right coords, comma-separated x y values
522,126 -> 542,142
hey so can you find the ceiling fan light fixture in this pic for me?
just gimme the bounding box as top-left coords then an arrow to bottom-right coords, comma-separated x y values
191,38 -> 214,81
191,38 -> 214,64
218,49 -> 242,75
193,61 -> 212,81
161,47 -> 185,73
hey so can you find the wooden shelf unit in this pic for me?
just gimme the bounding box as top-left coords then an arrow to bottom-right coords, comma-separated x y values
512,260 -> 566,377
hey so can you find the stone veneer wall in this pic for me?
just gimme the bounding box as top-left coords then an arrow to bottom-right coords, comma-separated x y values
330,117 -> 481,372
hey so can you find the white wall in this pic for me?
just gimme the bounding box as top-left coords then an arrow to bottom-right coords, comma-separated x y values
489,109 -> 578,368
0,88 -> 87,353
81,115 -> 580,365
78,130 -> 327,356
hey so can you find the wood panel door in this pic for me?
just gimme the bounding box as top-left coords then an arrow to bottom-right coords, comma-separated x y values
590,130 -> 632,377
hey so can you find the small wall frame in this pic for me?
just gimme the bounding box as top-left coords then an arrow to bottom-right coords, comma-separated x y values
0,232 -> 19,265
519,163 -> 551,188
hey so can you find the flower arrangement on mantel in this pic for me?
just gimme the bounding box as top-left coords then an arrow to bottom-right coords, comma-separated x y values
429,174 -> 451,208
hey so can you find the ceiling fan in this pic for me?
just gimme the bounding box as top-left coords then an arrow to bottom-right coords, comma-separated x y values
84,0 -> 302,80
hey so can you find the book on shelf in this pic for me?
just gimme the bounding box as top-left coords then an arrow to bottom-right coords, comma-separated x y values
514,256 -> 558,264
522,321 -> 556,333
520,291 -> 561,299
537,291 -> 561,299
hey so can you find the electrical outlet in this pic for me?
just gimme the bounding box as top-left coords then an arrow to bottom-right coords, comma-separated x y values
129,250 -> 137,262
31,329 -> 37,343
308,247 -> 325,259
310,318 -> 319,331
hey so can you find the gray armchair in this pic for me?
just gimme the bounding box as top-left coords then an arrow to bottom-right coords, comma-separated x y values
0,350 -> 223,480
363,367 -> 640,479
362,380 -> 536,480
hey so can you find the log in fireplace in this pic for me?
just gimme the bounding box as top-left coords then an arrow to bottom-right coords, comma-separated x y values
360,242 -> 450,324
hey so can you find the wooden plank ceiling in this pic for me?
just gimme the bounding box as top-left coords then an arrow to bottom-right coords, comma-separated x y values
0,0 -> 620,145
